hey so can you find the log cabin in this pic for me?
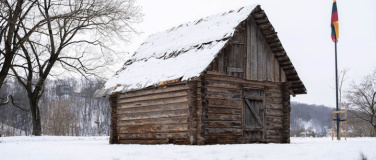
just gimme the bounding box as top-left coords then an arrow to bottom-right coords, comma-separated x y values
94,4 -> 307,145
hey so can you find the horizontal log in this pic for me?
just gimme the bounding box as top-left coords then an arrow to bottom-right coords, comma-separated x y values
206,114 -> 242,121
266,130 -> 281,136
205,71 -> 226,76
204,79 -> 238,89
266,116 -> 283,123
266,123 -> 283,130
206,108 -> 241,115
265,86 -> 282,92
267,135 -> 282,139
266,97 -> 282,104
207,99 -> 242,109
118,90 -> 187,104
204,128 -> 242,136
242,85 -> 265,90
118,109 -> 189,121
265,92 -> 282,98
266,104 -> 283,110
204,74 -> 281,87
243,128 -> 263,132
119,138 -> 192,145
266,139 -> 282,143
205,86 -> 241,94
119,139 -> 168,144
118,96 -> 188,108
243,139 -> 267,143
205,121 -> 241,128
118,124 -> 189,134
265,86 -> 282,93
118,132 -> 189,140
117,102 -> 188,114
119,83 -> 188,99
266,109 -> 284,117
117,116 -> 188,126
205,136 -> 242,144
206,92 -> 242,100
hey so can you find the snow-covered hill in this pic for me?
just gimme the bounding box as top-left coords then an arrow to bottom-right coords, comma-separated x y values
0,136 -> 375,160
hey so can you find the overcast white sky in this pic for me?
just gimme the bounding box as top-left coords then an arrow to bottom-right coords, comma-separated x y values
113,0 -> 376,108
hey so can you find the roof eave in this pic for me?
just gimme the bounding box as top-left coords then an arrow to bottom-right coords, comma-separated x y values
251,6 -> 307,95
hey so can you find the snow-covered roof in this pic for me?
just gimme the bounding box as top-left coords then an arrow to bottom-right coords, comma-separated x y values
94,4 -> 306,97
96,5 -> 258,95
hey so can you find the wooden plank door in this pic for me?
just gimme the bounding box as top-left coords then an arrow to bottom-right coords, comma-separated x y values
243,88 -> 265,141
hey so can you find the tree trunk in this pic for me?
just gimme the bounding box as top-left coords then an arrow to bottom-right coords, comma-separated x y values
30,99 -> 42,136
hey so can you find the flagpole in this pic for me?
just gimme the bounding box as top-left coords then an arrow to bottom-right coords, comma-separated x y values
335,40 -> 340,140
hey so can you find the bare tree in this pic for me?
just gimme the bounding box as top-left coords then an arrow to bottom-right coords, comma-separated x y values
346,69 -> 376,137
10,0 -> 142,135
338,68 -> 350,110
0,1 -> 43,106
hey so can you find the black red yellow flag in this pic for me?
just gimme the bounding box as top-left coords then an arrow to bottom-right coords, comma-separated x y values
331,0 -> 339,43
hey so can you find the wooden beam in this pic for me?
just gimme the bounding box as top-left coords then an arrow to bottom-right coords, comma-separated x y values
274,51 -> 287,57
271,46 -> 284,52
252,10 -> 266,19
276,57 -> 290,62
257,22 -> 272,29
255,17 -> 269,24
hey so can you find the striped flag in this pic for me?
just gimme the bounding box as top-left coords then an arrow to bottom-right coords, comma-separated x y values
331,0 -> 339,43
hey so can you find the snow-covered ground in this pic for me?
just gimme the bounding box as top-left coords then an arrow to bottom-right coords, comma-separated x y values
0,136 -> 374,160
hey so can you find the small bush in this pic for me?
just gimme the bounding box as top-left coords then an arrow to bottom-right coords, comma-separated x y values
360,153 -> 367,160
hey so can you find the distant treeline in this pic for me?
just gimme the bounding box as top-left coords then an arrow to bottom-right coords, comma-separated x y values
0,78 -> 109,137
290,102 -> 333,137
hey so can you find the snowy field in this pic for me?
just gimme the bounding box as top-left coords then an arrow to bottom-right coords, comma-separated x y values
0,136 -> 375,160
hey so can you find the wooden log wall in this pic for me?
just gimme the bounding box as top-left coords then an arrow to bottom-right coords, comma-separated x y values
115,83 -> 196,144
200,72 -> 289,144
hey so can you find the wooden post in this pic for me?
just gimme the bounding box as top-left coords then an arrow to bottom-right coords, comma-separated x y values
196,77 -> 206,145
187,81 -> 198,145
109,94 -> 119,144
339,117 -> 341,140
345,111 -> 347,140
332,112 -> 334,140
281,82 -> 292,143
331,110 -> 347,141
